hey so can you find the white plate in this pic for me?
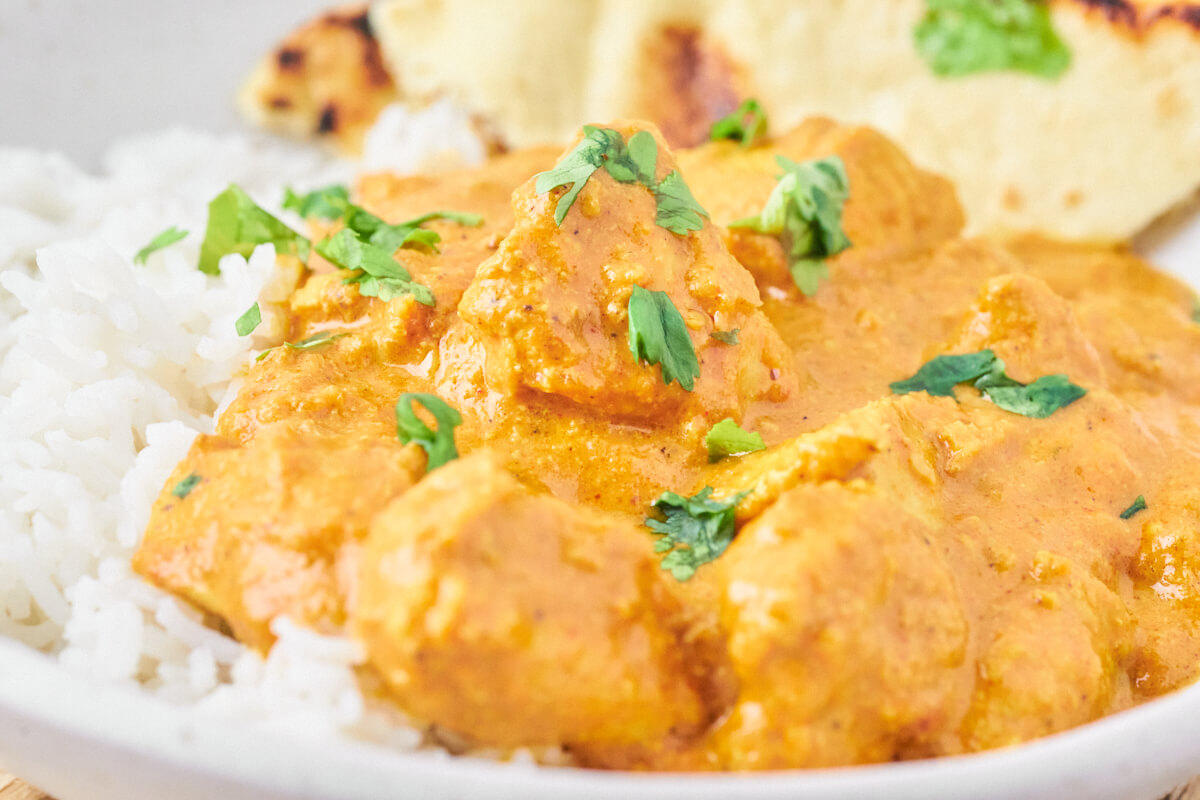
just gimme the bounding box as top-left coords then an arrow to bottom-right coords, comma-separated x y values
2,3 -> 1200,799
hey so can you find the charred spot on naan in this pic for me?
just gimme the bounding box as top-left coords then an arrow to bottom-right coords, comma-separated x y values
1067,0 -> 1200,35
237,3 -> 398,154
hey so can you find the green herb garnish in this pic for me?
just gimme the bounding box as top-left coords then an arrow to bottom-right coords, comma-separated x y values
705,418 -> 766,463
198,185 -> 310,276
255,330 -> 347,361
730,155 -> 851,296
890,349 -> 1086,418
1191,298 -> 1200,324
134,226 -> 188,265
709,99 -> 769,147
889,350 -> 999,398
646,487 -> 748,581
710,328 -> 740,345
653,170 -> 709,235
395,392 -> 463,472
316,229 -> 435,305
284,183 -> 483,256
235,302 -> 262,336
628,286 -> 700,391
171,473 -> 201,499
535,126 -> 709,234
914,0 -> 1071,80
282,184 -> 350,220
1120,495 -> 1147,520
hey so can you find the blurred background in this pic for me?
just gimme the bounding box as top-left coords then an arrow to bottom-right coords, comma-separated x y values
0,0 -> 330,166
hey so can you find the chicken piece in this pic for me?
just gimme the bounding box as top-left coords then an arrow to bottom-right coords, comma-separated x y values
1003,237 -> 1200,403
351,451 -> 716,749
679,118 -> 965,289
961,552 -> 1133,751
709,482 -> 970,768
237,4 -> 398,154
133,430 -> 425,649
1128,472 -> 1200,698
352,146 -> 560,311
951,272 -> 1108,389
455,121 -> 796,425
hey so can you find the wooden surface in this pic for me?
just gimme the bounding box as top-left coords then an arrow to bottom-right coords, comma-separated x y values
0,772 -> 49,800
2,768 -> 1199,799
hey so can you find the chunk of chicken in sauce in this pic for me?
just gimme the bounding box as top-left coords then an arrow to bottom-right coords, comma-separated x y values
134,430 -> 425,648
135,115 -> 1200,770
352,451 -> 727,750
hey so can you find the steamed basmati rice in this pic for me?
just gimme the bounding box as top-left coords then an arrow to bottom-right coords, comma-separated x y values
0,104 -> 506,752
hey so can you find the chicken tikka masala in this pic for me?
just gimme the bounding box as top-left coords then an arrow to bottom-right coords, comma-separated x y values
133,112 -> 1200,770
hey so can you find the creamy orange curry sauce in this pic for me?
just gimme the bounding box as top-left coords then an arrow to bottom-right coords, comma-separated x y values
133,117 -> 1200,770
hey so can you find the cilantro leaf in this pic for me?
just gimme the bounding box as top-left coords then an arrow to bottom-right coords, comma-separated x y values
283,182 -> 482,259
395,392 -> 463,472
134,226 -> 188,265
646,487 -> 748,581
255,331 -> 347,361
889,350 -> 1000,397
709,98 -> 769,147
705,418 -> 766,463
654,170 -> 710,235
730,155 -> 851,296
171,473 -> 201,499
891,349 -> 1086,418
915,0 -> 1071,80
975,372 -> 1087,418
235,302 -> 262,336
1192,298 -> 1200,324
536,126 -> 707,235
282,184 -> 350,220
534,126 -> 611,225
600,129 -> 659,185
316,228 -> 435,306
343,207 -> 483,254
711,328 -> 740,345
1120,495 -> 1147,520
628,286 -> 700,391
198,185 -> 310,276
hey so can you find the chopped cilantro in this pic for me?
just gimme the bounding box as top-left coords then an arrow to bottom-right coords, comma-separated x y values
975,372 -> 1088,419
535,125 -> 709,235
646,487 -> 748,581
711,328 -> 740,345
730,155 -> 851,296
198,185 -> 310,276
600,129 -> 658,185
535,126 -> 612,225
255,330 -> 347,361
1120,495 -> 1147,520
915,0 -> 1071,80
395,393 -> 463,472
709,98 -> 769,147
134,226 -> 188,265
171,473 -> 201,499
628,286 -> 700,391
235,302 -> 261,336
653,170 -> 709,235
889,350 -> 999,397
1192,298 -> 1200,324
705,418 -> 766,463
890,349 -> 1086,418
342,207 -> 482,255
315,229 -> 435,306
282,184 -> 350,220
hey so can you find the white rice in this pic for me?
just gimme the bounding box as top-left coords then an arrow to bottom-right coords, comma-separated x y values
0,103 -> 495,751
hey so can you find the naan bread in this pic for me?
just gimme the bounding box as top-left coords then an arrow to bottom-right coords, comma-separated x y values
242,0 -> 1200,239
237,4 -> 398,154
